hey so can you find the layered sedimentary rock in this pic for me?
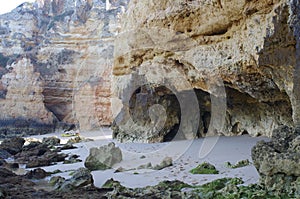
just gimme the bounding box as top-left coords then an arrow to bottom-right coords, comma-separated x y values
0,58 -> 56,138
0,0 -> 128,135
112,0 -> 299,142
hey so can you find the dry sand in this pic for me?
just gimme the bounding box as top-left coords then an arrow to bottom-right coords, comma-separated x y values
23,128 -> 268,188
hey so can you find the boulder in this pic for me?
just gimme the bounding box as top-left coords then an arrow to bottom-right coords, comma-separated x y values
0,137 -> 24,155
25,168 -> 49,179
52,168 -> 94,191
252,126 -> 300,196
42,137 -> 60,147
84,142 -> 122,171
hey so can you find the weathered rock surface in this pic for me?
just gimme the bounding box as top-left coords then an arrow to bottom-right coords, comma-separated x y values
51,167 -> 94,191
42,136 -> 60,147
0,166 -> 109,198
0,0 -> 129,136
14,139 -> 67,168
84,142 -> 122,170
0,58 -> 56,138
252,125 -> 300,195
25,168 -> 49,179
112,0 -> 300,142
0,137 -> 24,155
103,177 -> 293,198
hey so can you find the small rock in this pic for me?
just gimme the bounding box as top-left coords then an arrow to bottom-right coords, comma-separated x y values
61,130 -> 80,137
137,162 -> 152,169
22,141 -> 43,151
225,159 -> 251,169
42,137 -> 60,147
49,176 -> 65,189
0,137 -> 25,155
60,144 -> 77,150
67,136 -> 94,144
84,142 -> 122,171
54,168 -> 94,191
153,157 -> 173,170
114,167 -> 125,173
25,168 -> 48,179
189,162 -> 219,174
63,154 -> 82,164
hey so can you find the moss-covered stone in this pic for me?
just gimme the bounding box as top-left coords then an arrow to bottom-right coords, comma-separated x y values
189,162 -> 219,174
101,177 -> 296,198
225,159 -> 251,169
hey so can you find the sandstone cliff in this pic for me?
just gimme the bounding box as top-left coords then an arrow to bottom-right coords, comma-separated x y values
112,0 -> 300,142
0,0 -> 299,141
0,0 -> 128,137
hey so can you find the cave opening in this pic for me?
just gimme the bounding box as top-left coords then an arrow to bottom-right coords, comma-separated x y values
129,84 -> 182,142
194,89 -> 212,137
126,81 -> 293,142
128,86 -> 215,142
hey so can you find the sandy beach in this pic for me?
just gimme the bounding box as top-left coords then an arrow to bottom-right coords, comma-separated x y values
20,128 -> 268,189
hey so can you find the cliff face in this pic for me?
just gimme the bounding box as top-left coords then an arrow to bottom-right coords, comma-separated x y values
0,0 -> 299,141
0,0 -> 128,137
112,0 -> 299,142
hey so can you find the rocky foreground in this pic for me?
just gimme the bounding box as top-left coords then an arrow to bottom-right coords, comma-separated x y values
0,126 -> 298,198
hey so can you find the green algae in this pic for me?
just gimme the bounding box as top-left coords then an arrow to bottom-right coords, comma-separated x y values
225,159 -> 251,169
190,162 -> 219,174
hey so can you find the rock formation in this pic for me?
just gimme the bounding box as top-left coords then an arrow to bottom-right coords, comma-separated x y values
84,142 -> 122,170
252,125 -> 300,196
0,58 -> 56,138
0,0 -> 299,142
0,0 -> 129,136
112,0 -> 300,142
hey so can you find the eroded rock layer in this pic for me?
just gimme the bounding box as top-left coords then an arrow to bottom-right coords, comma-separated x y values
0,0 -> 129,136
112,0 -> 299,142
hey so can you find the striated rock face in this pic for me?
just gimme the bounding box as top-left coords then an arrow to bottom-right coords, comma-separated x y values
0,58 -> 56,138
0,0 -> 129,136
112,0 -> 300,142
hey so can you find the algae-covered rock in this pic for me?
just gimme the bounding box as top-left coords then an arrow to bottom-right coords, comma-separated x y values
42,137 -> 60,147
51,168 -> 94,191
189,162 -> 219,174
225,159 -> 251,169
252,125 -> 300,197
102,177 -> 291,198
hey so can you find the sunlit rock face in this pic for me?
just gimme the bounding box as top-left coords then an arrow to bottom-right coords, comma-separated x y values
0,0 -> 129,135
112,0 -> 299,142
0,58 -> 56,138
